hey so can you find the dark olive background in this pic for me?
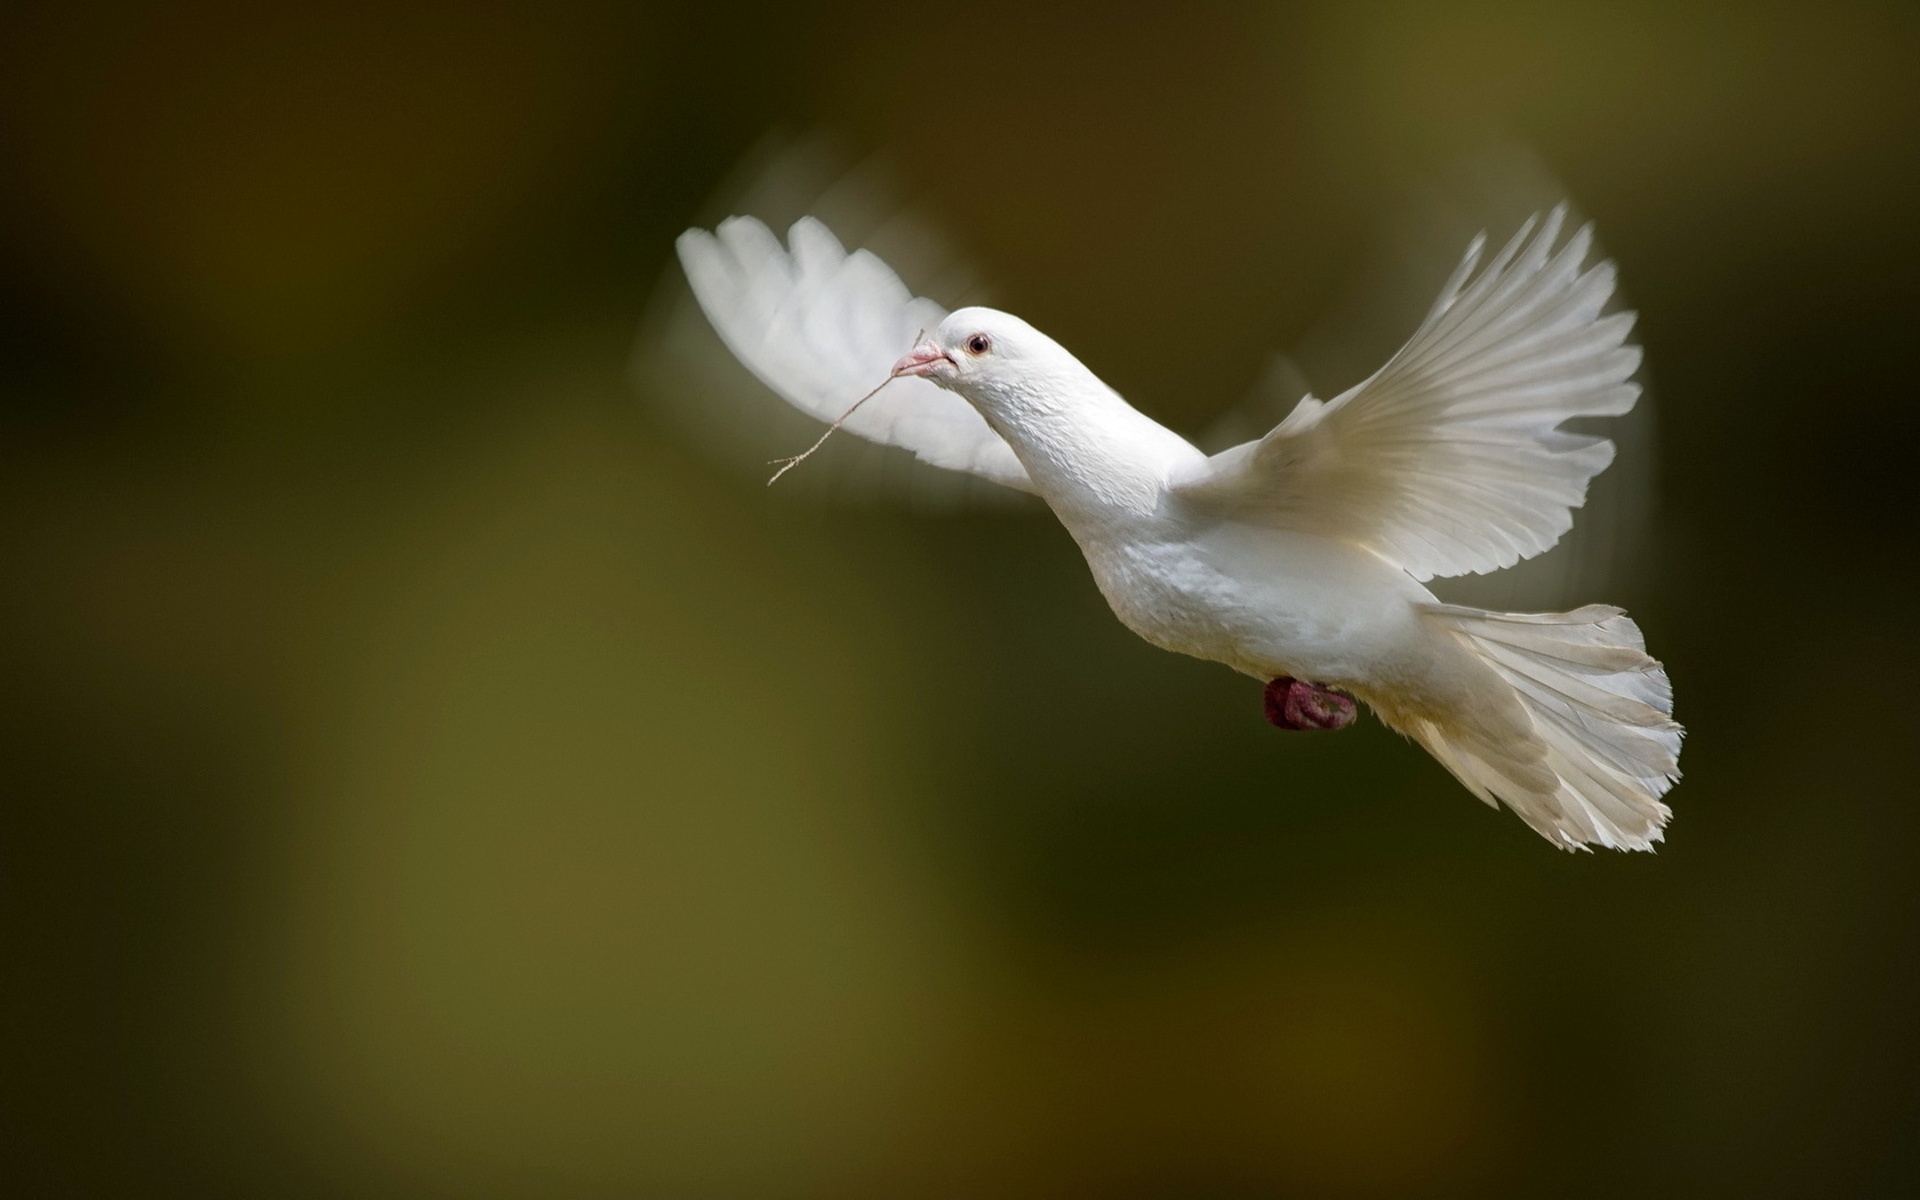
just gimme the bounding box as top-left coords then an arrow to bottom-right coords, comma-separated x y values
4,2 -> 1918,1196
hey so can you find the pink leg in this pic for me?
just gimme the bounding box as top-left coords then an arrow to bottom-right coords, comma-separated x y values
1263,676 -> 1358,731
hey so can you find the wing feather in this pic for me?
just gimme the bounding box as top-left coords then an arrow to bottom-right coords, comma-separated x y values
1173,207 -> 1641,580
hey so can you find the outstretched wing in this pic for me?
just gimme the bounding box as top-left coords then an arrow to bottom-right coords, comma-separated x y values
676,216 -> 1035,492
1172,207 -> 1640,581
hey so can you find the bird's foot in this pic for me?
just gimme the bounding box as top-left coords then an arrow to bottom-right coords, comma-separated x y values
1263,677 -> 1357,731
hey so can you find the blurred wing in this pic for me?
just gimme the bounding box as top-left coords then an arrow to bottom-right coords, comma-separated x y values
676,216 -> 1035,492
1174,207 -> 1640,581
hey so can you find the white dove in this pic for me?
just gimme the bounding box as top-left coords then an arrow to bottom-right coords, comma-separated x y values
675,207 -> 1681,851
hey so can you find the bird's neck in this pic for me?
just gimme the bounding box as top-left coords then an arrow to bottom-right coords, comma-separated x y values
966,373 -> 1201,524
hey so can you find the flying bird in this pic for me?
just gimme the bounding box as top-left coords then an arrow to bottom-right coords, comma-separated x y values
675,208 -> 1681,851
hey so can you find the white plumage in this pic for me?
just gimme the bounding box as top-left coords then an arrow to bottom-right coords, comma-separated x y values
675,208 -> 1682,851
1177,210 -> 1635,581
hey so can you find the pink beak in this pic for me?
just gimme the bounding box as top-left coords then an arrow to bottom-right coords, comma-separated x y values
891,342 -> 954,378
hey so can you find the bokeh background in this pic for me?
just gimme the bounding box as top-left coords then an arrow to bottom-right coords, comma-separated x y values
5,2 -> 1918,1196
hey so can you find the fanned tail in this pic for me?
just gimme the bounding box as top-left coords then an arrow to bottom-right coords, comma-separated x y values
1408,604 -> 1682,851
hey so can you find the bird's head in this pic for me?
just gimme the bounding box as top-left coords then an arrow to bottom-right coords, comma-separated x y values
890,307 -> 1077,415
886,303 -> 1183,508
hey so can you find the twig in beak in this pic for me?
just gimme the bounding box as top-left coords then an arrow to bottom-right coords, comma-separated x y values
767,374 -> 896,486
766,331 -> 925,487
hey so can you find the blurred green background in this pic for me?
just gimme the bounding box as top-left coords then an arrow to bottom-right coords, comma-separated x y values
4,2 -> 1918,1196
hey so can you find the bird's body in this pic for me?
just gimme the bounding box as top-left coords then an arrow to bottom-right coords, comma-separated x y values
1093,518 -> 1444,695
956,364 -> 1434,690
676,209 -> 1682,851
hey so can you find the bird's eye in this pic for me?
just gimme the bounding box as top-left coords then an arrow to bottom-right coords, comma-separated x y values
965,333 -> 993,356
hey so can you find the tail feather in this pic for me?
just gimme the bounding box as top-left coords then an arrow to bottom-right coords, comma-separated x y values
1414,604 -> 1682,851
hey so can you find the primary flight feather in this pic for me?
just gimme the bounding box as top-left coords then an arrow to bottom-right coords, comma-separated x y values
675,208 -> 1682,851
